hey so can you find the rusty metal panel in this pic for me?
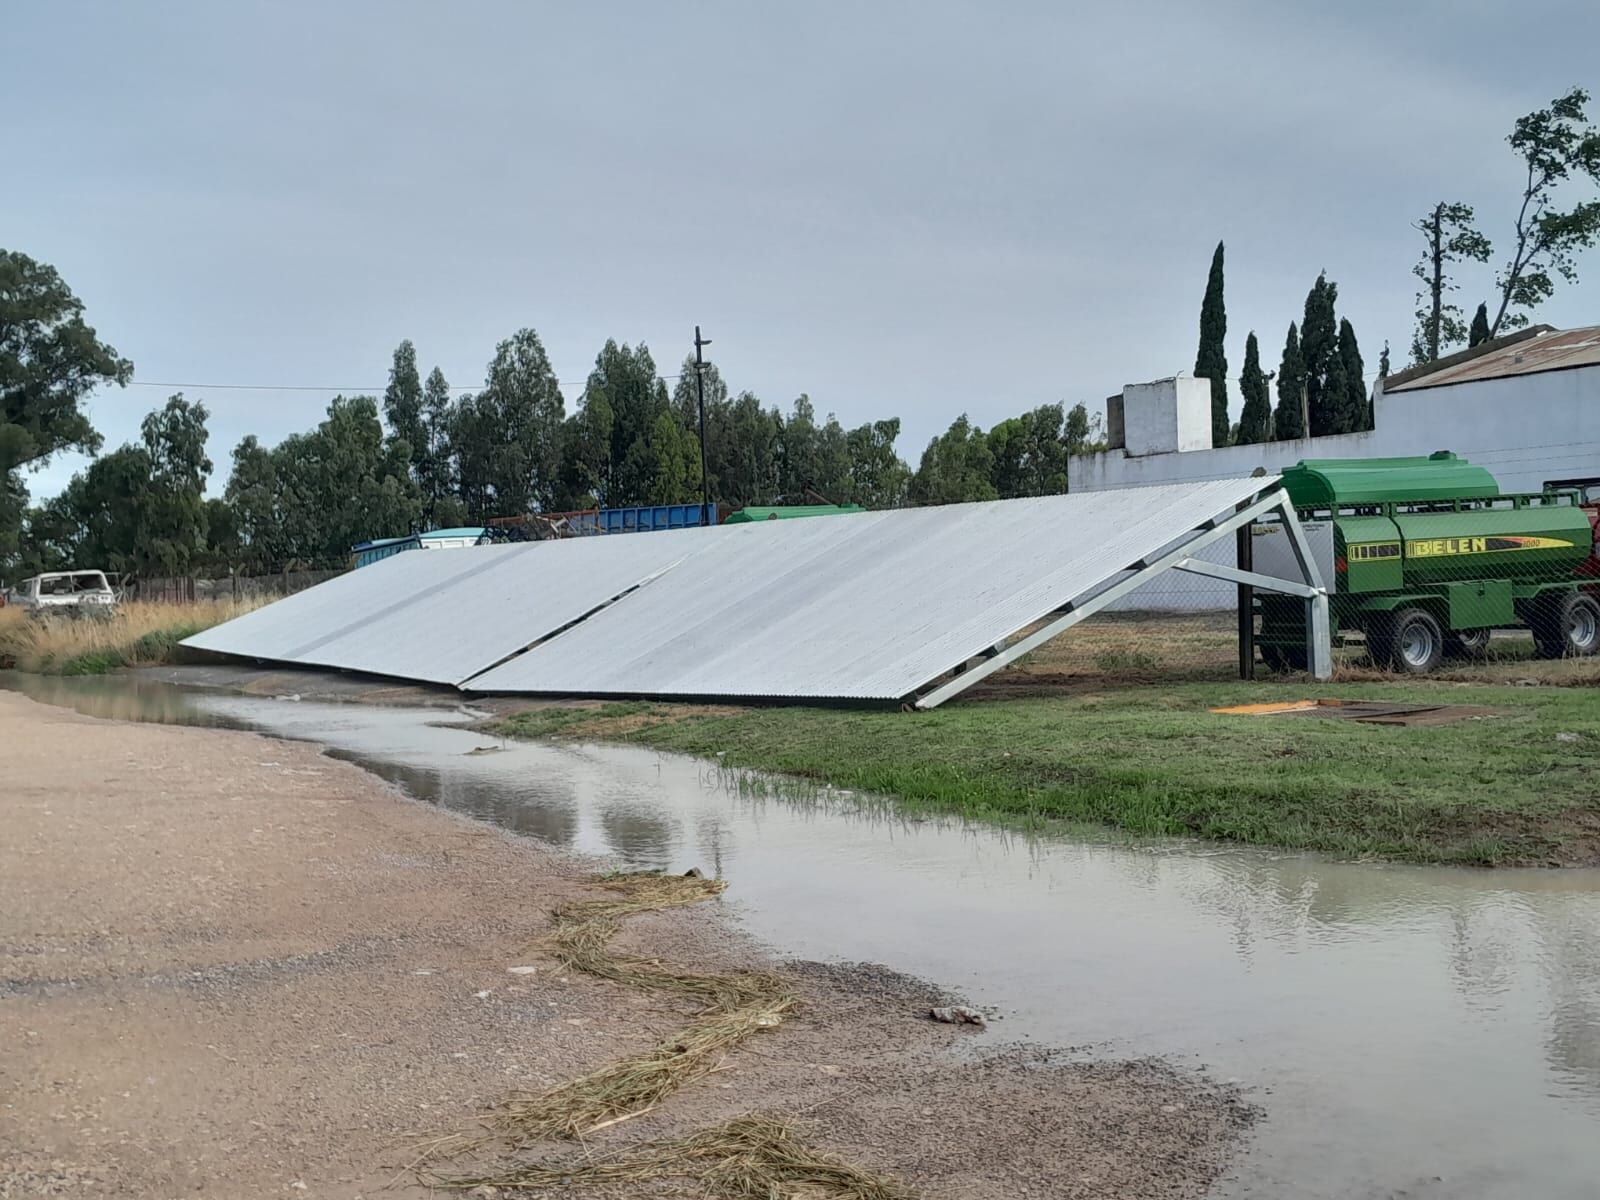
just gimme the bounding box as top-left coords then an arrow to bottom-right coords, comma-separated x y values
1384,325 -> 1600,392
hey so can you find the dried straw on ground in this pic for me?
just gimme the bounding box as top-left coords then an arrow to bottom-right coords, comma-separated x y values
419,875 -> 914,1194
421,872 -> 882,1189
487,874 -> 795,1143
431,1113 -> 916,1198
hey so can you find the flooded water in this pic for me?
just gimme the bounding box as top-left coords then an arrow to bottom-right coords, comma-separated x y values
5,669 -> 1600,1199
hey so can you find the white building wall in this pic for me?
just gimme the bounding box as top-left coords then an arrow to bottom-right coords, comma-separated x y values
1072,365 -> 1600,496
1073,364 -> 1600,610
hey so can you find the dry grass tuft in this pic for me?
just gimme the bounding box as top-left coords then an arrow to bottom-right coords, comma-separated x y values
487,994 -> 794,1145
431,1114 -> 917,1198
420,875 -> 909,1192
0,599 -> 255,674
419,873 -> 806,1166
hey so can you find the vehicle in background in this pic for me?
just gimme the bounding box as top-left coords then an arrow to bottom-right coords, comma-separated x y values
1253,453 -> 1599,673
1544,476 -> 1600,584
5,571 -> 118,616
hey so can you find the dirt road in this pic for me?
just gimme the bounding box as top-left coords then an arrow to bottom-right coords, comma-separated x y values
0,690 -> 1250,1198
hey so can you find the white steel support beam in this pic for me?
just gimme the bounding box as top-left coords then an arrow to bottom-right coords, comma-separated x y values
1279,500 -> 1327,592
1275,500 -> 1334,680
1307,591 -> 1333,679
1172,556 -> 1321,599
913,487 -> 1328,709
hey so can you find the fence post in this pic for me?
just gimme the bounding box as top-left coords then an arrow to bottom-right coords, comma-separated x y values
1236,512 -> 1254,680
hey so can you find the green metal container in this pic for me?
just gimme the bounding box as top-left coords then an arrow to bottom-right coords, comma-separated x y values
1259,452 -> 1599,673
724,504 -> 866,524
1280,452 -> 1501,508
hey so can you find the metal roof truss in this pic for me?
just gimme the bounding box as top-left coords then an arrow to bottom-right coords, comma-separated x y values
909,487 -> 1329,708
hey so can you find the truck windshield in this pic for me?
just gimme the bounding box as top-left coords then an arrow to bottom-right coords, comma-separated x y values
39,573 -> 109,595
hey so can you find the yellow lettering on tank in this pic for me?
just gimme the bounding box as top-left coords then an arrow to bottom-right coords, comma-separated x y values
1405,535 -> 1572,557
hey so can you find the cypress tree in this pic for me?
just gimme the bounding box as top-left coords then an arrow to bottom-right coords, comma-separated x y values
1324,341 -> 1350,439
1273,323 -> 1306,440
1337,318 -> 1368,432
1236,332 -> 1271,445
1301,274 -> 1339,436
1194,241 -> 1229,447
1468,302 -> 1491,347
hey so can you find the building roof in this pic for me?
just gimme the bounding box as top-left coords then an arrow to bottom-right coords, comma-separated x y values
420,527 -> 489,540
350,535 -> 420,552
1383,325 -> 1600,393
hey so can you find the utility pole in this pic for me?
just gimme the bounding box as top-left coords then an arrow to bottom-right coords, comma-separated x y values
694,325 -> 712,526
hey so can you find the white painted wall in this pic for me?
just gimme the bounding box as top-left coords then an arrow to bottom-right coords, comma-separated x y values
1122,375 -> 1215,455
1076,364 -> 1600,610
1072,364 -> 1600,496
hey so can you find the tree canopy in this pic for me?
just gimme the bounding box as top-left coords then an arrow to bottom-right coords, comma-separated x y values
1410,202 -> 1492,365
1194,241 -> 1230,447
1236,332 -> 1271,445
1273,322 -> 1306,441
1,250 -> 132,565
1489,88 -> 1600,336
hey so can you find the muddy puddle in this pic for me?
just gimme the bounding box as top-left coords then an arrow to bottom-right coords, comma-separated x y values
4,668 -> 1599,1199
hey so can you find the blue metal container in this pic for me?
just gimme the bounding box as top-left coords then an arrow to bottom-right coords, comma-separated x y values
597,504 -> 717,534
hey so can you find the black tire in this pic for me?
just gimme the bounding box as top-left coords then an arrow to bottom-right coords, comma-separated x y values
1371,607 -> 1444,674
1259,643 -> 1309,672
1531,592 -> 1600,660
1445,627 -> 1493,659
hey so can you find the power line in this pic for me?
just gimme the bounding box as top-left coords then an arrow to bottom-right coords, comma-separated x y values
123,374 -> 684,394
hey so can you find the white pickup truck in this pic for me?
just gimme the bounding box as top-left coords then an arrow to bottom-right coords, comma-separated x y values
4,571 -> 118,616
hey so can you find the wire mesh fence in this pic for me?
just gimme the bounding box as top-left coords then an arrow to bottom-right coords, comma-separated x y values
962,489 -> 1600,699
121,566 -> 347,605
31,481 -> 1597,699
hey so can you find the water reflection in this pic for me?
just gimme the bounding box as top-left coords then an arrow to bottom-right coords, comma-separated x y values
1,670 -> 250,728
6,669 -> 1600,1199
598,802 -> 679,870
1542,913 -> 1600,1093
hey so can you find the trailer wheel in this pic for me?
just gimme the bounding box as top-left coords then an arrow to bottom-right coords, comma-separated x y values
1532,592 -> 1600,659
1372,608 -> 1444,674
1445,627 -> 1493,659
1259,643 -> 1308,672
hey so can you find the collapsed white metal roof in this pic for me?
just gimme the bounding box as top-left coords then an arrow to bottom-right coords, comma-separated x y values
465,477 -> 1284,701
182,533 -> 699,685
188,476 -> 1316,703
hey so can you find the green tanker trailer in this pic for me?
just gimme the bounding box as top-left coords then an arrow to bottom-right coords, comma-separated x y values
1254,452 -> 1599,673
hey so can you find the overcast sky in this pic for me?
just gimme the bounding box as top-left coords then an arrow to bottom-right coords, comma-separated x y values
6,0 -> 1599,501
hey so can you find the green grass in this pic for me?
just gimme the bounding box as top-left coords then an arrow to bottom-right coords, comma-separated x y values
488,682 -> 1600,866
486,701 -> 662,737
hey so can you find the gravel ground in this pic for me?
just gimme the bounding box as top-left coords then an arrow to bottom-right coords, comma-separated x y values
0,690 -> 1252,1198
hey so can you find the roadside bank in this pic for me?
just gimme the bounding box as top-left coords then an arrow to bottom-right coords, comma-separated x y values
0,601 -> 245,675
0,690 -> 1249,1199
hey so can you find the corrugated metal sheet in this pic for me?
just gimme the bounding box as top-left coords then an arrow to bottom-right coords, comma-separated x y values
1384,325 -> 1600,392
183,543 -> 530,665
464,477 -> 1274,701
183,532 -> 701,684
